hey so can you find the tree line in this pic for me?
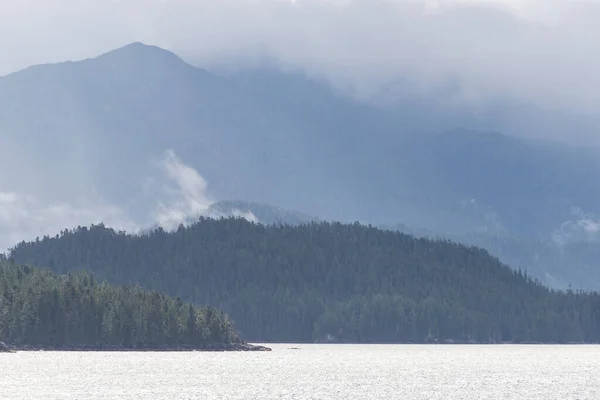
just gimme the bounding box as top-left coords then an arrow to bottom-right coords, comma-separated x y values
0,259 -> 242,348
9,218 -> 600,343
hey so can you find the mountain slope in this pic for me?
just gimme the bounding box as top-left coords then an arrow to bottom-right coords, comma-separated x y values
213,201 -> 600,291
3,42 -> 600,232
10,219 -> 600,344
3,43 -> 600,287
383,223 -> 600,291
0,42 -> 386,223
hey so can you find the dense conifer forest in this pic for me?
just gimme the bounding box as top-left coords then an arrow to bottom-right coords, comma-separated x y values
10,218 -> 600,344
0,258 -> 247,349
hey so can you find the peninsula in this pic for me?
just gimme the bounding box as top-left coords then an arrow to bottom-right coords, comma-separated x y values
0,261 -> 270,352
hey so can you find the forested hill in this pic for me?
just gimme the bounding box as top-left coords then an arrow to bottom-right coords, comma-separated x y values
0,259 -> 259,350
10,219 -> 600,344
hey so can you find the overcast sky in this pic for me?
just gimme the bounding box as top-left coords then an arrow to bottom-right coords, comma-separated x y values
1,0 -> 600,115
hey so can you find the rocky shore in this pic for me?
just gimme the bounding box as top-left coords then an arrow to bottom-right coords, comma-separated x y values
0,341 -> 16,353
4,342 -> 271,352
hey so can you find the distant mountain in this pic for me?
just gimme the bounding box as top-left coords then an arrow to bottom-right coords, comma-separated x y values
0,42 -> 391,223
2,42 -> 600,288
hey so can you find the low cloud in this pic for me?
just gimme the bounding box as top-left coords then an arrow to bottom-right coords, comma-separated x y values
0,150 -> 257,252
151,149 -> 214,229
150,150 -> 258,230
552,206 -> 600,245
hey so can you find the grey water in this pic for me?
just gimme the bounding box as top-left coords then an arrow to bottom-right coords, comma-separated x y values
1,344 -> 599,399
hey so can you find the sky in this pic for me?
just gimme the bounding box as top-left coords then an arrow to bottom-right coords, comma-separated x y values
1,0 -> 600,114
1,0 -> 600,250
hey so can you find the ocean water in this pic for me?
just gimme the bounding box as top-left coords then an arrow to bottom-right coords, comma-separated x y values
1,344 -> 599,399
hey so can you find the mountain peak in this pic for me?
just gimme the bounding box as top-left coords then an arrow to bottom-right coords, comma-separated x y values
104,42 -> 175,56
91,42 -> 186,69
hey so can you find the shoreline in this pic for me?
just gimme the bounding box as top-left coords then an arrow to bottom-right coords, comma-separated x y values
4,341 -> 596,353
2,343 -> 271,353
257,341 -> 597,345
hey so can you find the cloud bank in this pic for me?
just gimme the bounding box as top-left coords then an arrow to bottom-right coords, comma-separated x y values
1,0 -> 600,117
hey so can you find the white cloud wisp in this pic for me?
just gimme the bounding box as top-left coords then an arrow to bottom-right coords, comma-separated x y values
0,150 -> 257,252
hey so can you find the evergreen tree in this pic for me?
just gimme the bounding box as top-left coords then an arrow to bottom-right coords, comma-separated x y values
9,218 -> 600,343
0,261 -> 244,348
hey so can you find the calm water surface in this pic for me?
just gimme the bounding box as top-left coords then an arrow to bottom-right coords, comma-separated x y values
1,344 -> 599,399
